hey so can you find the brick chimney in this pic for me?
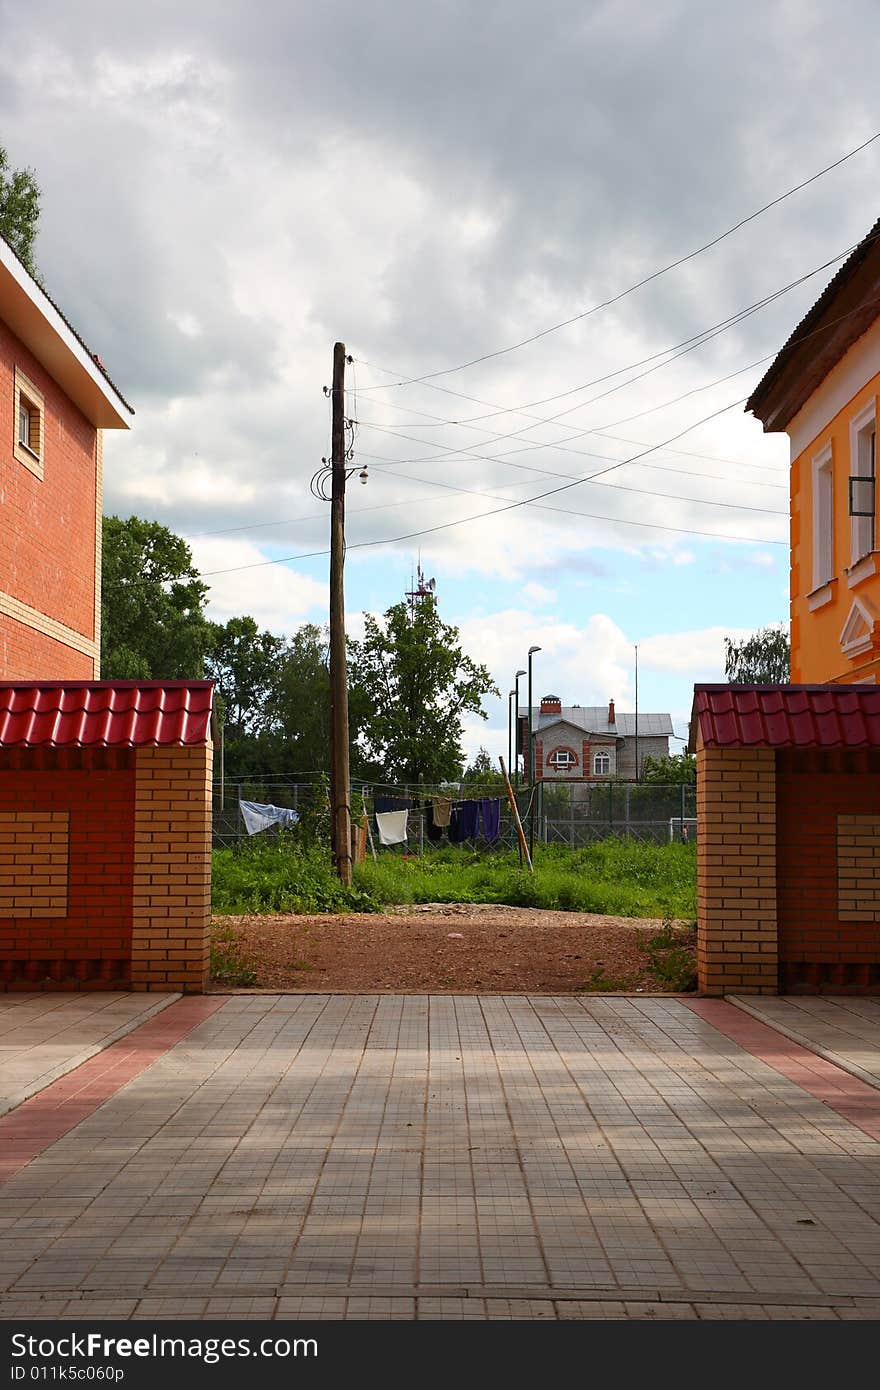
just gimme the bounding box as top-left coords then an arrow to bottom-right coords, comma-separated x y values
540,694 -> 562,715
608,698 -> 616,725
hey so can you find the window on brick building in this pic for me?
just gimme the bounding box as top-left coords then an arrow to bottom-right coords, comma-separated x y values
593,751 -> 611,775
13,368 -> 44,480
547,748 -> 576,769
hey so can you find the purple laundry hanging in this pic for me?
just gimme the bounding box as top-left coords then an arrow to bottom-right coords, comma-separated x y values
479,798 -> 501,843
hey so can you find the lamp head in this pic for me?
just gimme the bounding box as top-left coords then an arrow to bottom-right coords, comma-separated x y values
528,645 -> 541,655
515,668 -> 526,677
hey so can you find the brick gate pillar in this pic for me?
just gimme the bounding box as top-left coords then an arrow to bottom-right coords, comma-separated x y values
696,744 -> 777,995
131,744 -> 213,993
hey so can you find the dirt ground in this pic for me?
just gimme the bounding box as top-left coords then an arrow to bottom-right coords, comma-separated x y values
210,903 -> 696,993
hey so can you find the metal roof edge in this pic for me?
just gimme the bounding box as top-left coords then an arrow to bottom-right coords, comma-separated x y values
0,233 -> 134,427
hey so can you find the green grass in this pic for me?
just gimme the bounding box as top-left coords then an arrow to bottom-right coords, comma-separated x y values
212,838 -> 381,915
353,841 -> 696,918
212,835 -> 696,919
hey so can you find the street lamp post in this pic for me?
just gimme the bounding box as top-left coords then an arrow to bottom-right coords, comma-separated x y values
513,670 -> 526,786
527,645 -> 541,856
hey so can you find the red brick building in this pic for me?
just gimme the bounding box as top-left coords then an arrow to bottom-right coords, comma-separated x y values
692,683 -> 880,996
0,681 -> 213,993
1,232 -> 133,680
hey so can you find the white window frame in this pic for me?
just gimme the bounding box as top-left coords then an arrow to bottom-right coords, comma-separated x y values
547,748 -> 576,770
593,751 -> 611,775
849,401 -> 876,566
811,442 -> 834,591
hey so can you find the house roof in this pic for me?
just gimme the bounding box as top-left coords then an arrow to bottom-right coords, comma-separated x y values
0,232 -> 133,429
690,683 -> 880,750
520,706 -> 673,738
0,681 -> 213,748
746,217 -> 880,433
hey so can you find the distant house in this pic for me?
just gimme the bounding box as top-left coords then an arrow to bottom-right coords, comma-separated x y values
519,695 -> 673,782
1,233 -> 133,678
746,215 -> 880,683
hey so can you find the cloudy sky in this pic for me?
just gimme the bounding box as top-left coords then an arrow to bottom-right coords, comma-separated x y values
3,0 -> 879,762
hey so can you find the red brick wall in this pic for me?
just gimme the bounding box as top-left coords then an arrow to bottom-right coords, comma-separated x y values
776,749 -> 880,993
0,319 -> 98,639
0,748 -> 135,990
0,615 -> 93,681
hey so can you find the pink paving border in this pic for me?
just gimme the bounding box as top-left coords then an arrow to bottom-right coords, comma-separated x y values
685,999 -> 880,1141
0,996 -> 225,1184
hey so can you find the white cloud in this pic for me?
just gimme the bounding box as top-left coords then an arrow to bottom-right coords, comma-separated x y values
522,581 -> 557,606
188,537 -> 326,632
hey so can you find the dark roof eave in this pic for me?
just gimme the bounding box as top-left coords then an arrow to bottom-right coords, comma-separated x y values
746,217 -> 880,433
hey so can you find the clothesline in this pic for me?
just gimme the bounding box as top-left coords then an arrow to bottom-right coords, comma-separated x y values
373,795 -> 503,849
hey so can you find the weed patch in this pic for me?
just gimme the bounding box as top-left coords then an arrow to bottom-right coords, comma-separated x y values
639,919 -> 698,992
210,925 -> 258,986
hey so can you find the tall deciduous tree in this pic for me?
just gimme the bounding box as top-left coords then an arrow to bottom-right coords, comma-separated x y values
101,516 -> 211,679
205,616 -> 286,737
350,597 -> 498,783
724,624 -> 790,684
642,752 -> 696,784
462,748 -> 504,786
0,146 -> 40,275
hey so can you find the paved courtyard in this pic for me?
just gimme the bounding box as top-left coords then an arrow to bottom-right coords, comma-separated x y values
1,993 -> 880,1320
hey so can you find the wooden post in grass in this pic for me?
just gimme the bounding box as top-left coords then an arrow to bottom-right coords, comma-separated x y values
499,756 -> 533,873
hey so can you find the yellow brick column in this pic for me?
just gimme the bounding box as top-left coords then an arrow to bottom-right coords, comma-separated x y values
131,744 -> 212,992
697,743 -> 777,995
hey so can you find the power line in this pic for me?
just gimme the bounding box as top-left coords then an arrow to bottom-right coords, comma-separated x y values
366,456 -> 784,516
201,391 -> 781,578
352,239 -> 863,465
360,446 -> 785,492
353,276 -> 880,481
355,130 -> 880,387
354,248 -> 845,426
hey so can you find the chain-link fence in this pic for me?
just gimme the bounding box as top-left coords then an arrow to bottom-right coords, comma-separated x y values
213,776 -> 696,852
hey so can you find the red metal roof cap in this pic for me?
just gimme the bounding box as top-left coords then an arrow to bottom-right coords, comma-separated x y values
691,683 -> 880,750
0,681 -> 213,748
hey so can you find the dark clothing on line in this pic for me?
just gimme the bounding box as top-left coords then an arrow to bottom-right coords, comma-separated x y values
479,798 -> 501,843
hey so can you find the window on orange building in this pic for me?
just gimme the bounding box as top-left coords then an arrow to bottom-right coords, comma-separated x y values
811,444 -> 834,589
849,404 -> 876,565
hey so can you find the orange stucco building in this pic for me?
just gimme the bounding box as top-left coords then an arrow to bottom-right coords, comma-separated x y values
748,219 -> 880,681
0,233 -> 133,679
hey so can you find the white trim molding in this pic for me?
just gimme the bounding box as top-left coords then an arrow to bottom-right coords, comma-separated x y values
840,595 -> 877,659
789,318 -> 880,460
0,589 -> 98,660
849,398 -> 877,566
807,579 -> 836,611
811,441 -> 834,591
846,551 -> 877,588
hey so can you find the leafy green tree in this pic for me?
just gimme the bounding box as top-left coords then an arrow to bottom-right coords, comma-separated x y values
350,597 -> 499,783
724,624 -> 790,684
642,752 -> 696,784
265,623 -> 337,774
101,516 -> 211,678
462,747 -> 505,786
0,146 -> 40,275
205,616 -> 286,737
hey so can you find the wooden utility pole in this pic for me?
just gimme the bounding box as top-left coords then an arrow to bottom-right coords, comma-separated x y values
499,756 -> 533,873
329,342 -> 352,884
